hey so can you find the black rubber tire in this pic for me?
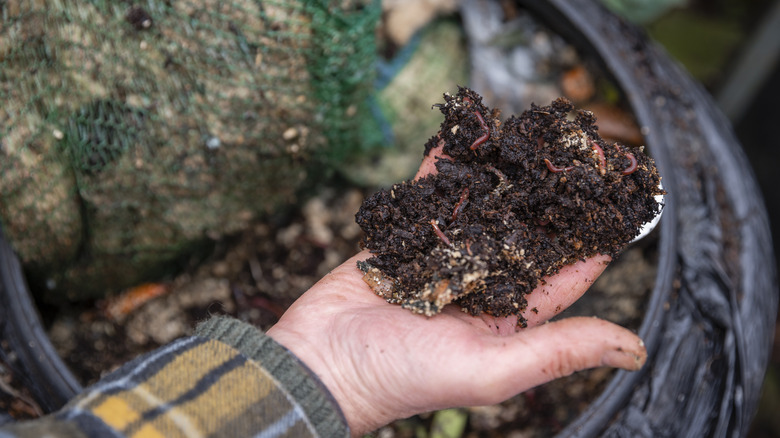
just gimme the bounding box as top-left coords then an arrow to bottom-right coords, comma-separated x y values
0,226 -> 82,413
515,1 -> 778,437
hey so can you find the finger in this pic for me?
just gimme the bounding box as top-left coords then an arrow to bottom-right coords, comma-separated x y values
521,254 -> 612,327
442,316 -> 646,406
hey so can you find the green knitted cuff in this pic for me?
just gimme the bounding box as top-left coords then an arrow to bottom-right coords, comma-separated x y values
195,316 -> 349,438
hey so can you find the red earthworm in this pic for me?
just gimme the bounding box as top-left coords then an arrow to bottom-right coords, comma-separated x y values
588,139 -> 607,171
451,187 -> 470,222
622,152 -> 638,175
430,219 -> 453,247
614,144 -> 639,175
470,110 -> 490,150
544,158 -> 574,173
461,95 -> 490,150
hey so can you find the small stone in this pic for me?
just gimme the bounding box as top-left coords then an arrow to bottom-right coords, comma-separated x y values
282,127 -> 298,140
206,136 -> 221,150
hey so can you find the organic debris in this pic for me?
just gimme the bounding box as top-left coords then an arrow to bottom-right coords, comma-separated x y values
356,87 -> 664,325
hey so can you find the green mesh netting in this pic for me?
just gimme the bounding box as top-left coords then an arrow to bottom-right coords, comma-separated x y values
0,0 -> 381,299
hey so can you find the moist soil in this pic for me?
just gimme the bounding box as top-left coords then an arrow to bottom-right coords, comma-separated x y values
356,87 -> 663,325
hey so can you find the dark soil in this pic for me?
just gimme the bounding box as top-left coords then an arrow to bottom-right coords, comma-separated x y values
356,87 -> 663,324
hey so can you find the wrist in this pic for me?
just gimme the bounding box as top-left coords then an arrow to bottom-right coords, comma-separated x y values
196,317 -> 351,437
266,322 -> 391,436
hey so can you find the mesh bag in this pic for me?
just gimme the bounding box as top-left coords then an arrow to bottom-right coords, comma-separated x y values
0,0 -> 381,299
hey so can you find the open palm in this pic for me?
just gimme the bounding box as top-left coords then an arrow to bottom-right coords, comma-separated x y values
267,145 -> 647,436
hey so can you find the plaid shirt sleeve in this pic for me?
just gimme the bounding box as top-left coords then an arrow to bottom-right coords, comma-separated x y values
0,316 -> 349,438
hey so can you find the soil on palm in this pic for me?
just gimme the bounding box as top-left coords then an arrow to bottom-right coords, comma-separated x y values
355,87 -> 663,325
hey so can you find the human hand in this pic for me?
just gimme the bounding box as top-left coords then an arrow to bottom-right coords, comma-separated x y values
266,143 -> 647,436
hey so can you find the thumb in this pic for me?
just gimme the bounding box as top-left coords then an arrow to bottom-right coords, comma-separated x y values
413,138 -> 446,180
446,317 -> 646,406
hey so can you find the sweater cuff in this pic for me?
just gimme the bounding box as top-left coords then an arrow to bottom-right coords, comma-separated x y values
195,316 -> 349,438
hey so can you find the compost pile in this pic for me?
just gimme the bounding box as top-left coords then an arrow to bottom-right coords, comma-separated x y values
0,0 -> 380,300
356,87 -> 663,324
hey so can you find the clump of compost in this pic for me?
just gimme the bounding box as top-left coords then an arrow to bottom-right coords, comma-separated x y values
355,87 -> 663,325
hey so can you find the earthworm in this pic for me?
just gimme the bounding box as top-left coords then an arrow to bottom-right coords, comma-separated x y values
544,158 -> 574,173
461,95 -> 490,151
588,139 -> 607,170
614,144 -> 639,175
469,110 -> 490,150
451,187 -> 470,222
430,219 -> 453,247
622,152 -> 638,175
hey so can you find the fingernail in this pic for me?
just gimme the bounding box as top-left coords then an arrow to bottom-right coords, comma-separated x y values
601,348 -> 644,371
